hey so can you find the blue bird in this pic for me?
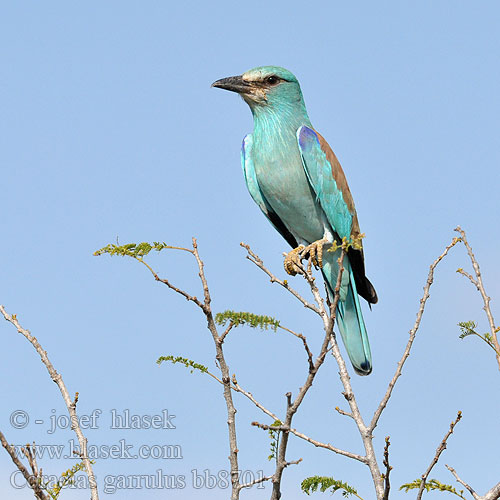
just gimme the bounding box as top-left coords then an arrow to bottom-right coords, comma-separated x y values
212,66 -> 377,375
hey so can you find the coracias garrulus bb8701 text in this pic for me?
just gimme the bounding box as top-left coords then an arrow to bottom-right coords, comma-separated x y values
213,66 -> 377,375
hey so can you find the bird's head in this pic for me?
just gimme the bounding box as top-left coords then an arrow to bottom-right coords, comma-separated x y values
212,66 -> 306,113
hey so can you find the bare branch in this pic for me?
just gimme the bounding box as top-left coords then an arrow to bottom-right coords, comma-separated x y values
288,426 -> 367,463
251,419 -> 357,463
456,268 -> 477,286
446,465 -> 500,500
235,381 -> 366,462
455,226 -> 500,370
335,406 -> 354,419
187,240 -> 241,499
138,256 -> 206,309
416,411 -> 462,500
277,324 -> 315,372
192,238 -> 212,309
23,443 -> 41,480
238,473 -> 273,491
219,322 -> 234,344
106,240 -> 245,497
154,274 -> 205,308
289,246 -> 387,498
446,465 -> 480,500
251,421 -> 285,431
284,457 -> 303,467
240,244 -> 390,496
327,325 -> 383,495
382,436 -> 392,500
240,243 -> 320,314
232,377 -> 281,421
0,431 -> 48,500
231,248 -> 371,496
483,482 -> 500,500
0,306 -> 99,500
370,236 -> 461,433
269,251 -> 347,500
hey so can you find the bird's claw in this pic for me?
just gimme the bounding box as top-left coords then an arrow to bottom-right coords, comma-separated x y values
303,239 -> 327,269
284,245 -> 305,276
283,238 -> 329,276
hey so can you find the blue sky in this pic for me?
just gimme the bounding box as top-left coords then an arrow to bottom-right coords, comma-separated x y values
1,1 -> 499,499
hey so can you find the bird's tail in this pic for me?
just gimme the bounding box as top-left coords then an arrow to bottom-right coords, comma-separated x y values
322,253 -> 372,376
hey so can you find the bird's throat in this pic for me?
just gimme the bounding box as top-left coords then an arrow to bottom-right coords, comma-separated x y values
250,103 -> 311,153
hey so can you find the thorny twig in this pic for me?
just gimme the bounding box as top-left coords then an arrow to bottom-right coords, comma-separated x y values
242,243 -> 381,497
370,237 -> 461,434
247,414 -> 366,463
0,306 -> 99,500
0,432 -> 48,500
236,380 -> 365,462
241,243 -> 320,314
277,324 -> 315,372
241,237 -> 463,499
97,239 -> 248,499
382,437 -> 392,500
455,226 -> 500,370
95,229 -> 497,500
416,411 -> 462,500
446,465 -> 484,500
442,228 -> 500,500
219,322 -> 234,344
158,239 -> 244,499
267,250 -> 346,500
446,463 -> 500,499
238,473 -> 274,491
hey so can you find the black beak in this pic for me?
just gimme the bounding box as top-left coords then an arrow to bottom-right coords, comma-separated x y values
211,75 -> 253,94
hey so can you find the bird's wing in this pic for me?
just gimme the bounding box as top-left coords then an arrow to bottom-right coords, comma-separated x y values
241,134 -> 298,248
296,126 -> 356,239
297,126 -> 377,304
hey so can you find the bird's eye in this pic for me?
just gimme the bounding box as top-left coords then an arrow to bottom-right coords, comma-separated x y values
265,75 -> 280,85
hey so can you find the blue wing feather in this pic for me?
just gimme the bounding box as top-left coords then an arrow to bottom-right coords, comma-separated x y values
241,135 -> 269,216
241,135 -> 298,248
296,126 -> 353,239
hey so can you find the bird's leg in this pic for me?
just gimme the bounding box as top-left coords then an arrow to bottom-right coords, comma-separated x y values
301,237 -> 330,269
283,245 -> 305,276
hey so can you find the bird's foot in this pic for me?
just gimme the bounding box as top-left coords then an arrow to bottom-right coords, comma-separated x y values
283,237 -> 330,276
284,245 -> 305,276
302,237 -> 330,269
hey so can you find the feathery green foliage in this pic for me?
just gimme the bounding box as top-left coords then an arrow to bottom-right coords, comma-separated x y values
458,320 -> 478,340
43,461 -> 88,499
458,320 -> 500,355
400,479 -> 466,498
301,476 -> 362,498
94,241 -> 177,258
157,355 -> 208,374
215,310 -> 280,332
267,420 -> 282,463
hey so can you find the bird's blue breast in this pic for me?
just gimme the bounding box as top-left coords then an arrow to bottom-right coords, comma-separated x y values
250,127 -> 326,244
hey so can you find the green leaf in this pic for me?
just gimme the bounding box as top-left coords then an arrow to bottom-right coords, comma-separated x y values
458,320 -> 477,340
400,478 -> 466,498
157,355 -> 208,374
94,241 -> 174,258
215,310 -> 280,331
457,320 -> 500,355
43,461 -> 89,499
301,476 -> 360,498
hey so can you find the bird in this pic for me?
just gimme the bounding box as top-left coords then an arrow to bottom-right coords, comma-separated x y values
212,66 -> 377,375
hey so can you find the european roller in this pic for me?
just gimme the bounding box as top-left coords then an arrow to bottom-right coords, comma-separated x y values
212,66 -> 377,375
